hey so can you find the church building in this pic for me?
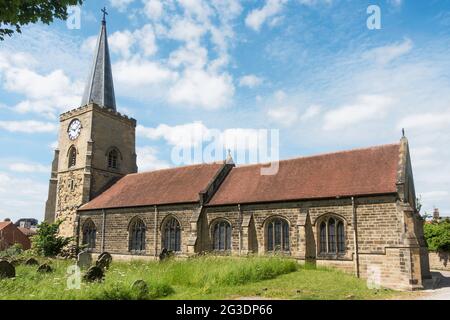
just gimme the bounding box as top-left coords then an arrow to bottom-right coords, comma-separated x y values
45,16 -> 430,291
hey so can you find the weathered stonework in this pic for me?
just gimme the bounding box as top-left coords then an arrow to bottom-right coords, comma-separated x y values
46,103 -> 137,237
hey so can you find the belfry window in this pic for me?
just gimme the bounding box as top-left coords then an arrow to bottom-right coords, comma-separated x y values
129,218 -> 146,254
213,220 -> 232,251
163,217 -> 181,252
319,216 -> 346,254
82,220 -> 96,251
68,146 -> 77,168
108,149 -> 119,169
266,218 -> 290,252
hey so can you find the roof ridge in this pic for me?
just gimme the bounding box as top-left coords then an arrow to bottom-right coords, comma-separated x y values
233,142 -> 400,169
125,162 -> 224,177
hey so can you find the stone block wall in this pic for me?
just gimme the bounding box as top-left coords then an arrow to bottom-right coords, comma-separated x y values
428,251 -> 450,271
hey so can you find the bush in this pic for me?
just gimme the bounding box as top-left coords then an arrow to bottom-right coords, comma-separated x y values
0,243 -> 23,259
424,220 -> 450,252
31,220 -> 72,257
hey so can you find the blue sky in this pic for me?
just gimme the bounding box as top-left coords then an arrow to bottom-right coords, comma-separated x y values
1,0 -> 450,222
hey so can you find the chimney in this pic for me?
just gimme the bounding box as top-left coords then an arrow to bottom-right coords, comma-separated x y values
433,208 -> 440,221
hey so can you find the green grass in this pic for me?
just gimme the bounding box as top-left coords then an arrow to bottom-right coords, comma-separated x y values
0,256 -> 404,300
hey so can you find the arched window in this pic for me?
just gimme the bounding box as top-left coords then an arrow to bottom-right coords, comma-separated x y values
266,218 -> 290,252
108,149 -> 119,169
82,220 -> 96,251
163,217 -> 181,252
129,218 -> 146,254
212,220 -> 232,251
318,216 -> 346,254
68,146 -> 77,168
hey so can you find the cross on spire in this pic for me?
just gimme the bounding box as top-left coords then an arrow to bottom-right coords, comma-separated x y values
101,7 -> 108,24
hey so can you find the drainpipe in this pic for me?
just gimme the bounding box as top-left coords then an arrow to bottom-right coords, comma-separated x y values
101,209 -> 106,252
238,204 -> 242,255
154,205 -> 158,258
352,197 -> 360,278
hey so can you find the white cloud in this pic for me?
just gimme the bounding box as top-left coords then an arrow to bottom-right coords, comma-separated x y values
267,106 -> 299,127
245,0 -> 286,32
143,0 -> 163,20
0,172 -> 47,222
0,120 -> 57,133
298,0 -> 333,6
323,95 -> 393,131
136,146 -> 170,172
109,0 -> 135,12
301,105 -> 321,121
239,74 -> 264,88
9,163 -> 50,173
169,69 -> 234,109
363,39 -> 413,65
398,111 -> 450,131
388,0 -> 402,8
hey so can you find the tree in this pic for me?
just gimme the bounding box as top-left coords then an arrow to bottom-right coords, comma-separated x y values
423,220 -> 450,252
0,0 -> 83,40
31,220 -> 72,257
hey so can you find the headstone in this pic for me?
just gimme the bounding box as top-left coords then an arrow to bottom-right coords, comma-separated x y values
37,263 -> 53,273
131,280 -> 149,299
25,257 -> 39,266
83,266 -> 104,282
159,248 -> 169,261
0,261 -> 15,279
77,251 -> 92,269
95,252 -> 112,270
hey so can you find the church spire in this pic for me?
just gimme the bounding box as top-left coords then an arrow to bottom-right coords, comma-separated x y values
81,7 -> 116,111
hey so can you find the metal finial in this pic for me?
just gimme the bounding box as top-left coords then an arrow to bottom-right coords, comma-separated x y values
101,7 -> 108,23
402,128 -> 405,138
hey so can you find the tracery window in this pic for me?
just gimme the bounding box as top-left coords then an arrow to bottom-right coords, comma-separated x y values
68,146 -> 77,168
129,218 -> 146,254
163,217 -> 181,252
319,216 -> 346,254
212,220 -> 232,251
82,219 -> 96,251
266,218 -> 290,252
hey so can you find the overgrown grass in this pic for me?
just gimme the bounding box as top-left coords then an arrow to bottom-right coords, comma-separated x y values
0,256 -> 406,300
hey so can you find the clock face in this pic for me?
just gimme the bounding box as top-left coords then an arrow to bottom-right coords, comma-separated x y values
68,119 -> 82,140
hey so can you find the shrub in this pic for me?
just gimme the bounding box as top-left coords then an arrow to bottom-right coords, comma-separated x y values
0,243 -> 23,259
424,220 -> 450,252
31,220 -> 72,257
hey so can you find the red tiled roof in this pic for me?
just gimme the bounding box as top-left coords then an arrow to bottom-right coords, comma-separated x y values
18,227 -> 37,237
208,143 -> 400,206
0,221 -> 11,231
80,163 -> 224,210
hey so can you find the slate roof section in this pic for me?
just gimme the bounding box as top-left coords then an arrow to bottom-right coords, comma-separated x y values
81,17 -> 116,110
80,163 -> 225,210
208,143 -> 401,206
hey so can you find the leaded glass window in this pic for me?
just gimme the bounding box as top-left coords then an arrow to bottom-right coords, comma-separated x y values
318,216 -> 346,255
163,217 -> 181,252
267,218 -> 290,252
213,220 -> 231,251
82,220 -> 96,251
129,218 -> 146,254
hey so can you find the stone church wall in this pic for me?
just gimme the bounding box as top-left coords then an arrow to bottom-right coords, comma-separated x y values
78,194 -> 429,291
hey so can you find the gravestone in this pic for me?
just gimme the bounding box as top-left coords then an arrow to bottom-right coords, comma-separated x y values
83,266 -> 104,282
37,263 -> 53,273
95,252 -> 112,270
77,251 -> 92,269
0,261 -> 15,279
25,257 -> 39,266
159,248 -> 169,261
131,280 -> 149,299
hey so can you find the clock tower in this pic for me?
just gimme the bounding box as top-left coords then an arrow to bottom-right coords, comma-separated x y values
44,12 -> 137,237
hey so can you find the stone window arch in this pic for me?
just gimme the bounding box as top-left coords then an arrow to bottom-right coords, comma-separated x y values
82,219 -> 96,251
106,147 -> 122,169
211,219 -> 232,251
68,146 -> 77,168
318,215 -> 346,254
128,217 -> 146,254
265,217 -> 290,252
162,216 -> 181,252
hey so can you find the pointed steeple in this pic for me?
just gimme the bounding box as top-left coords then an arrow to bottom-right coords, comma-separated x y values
81,7 -> 116,110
